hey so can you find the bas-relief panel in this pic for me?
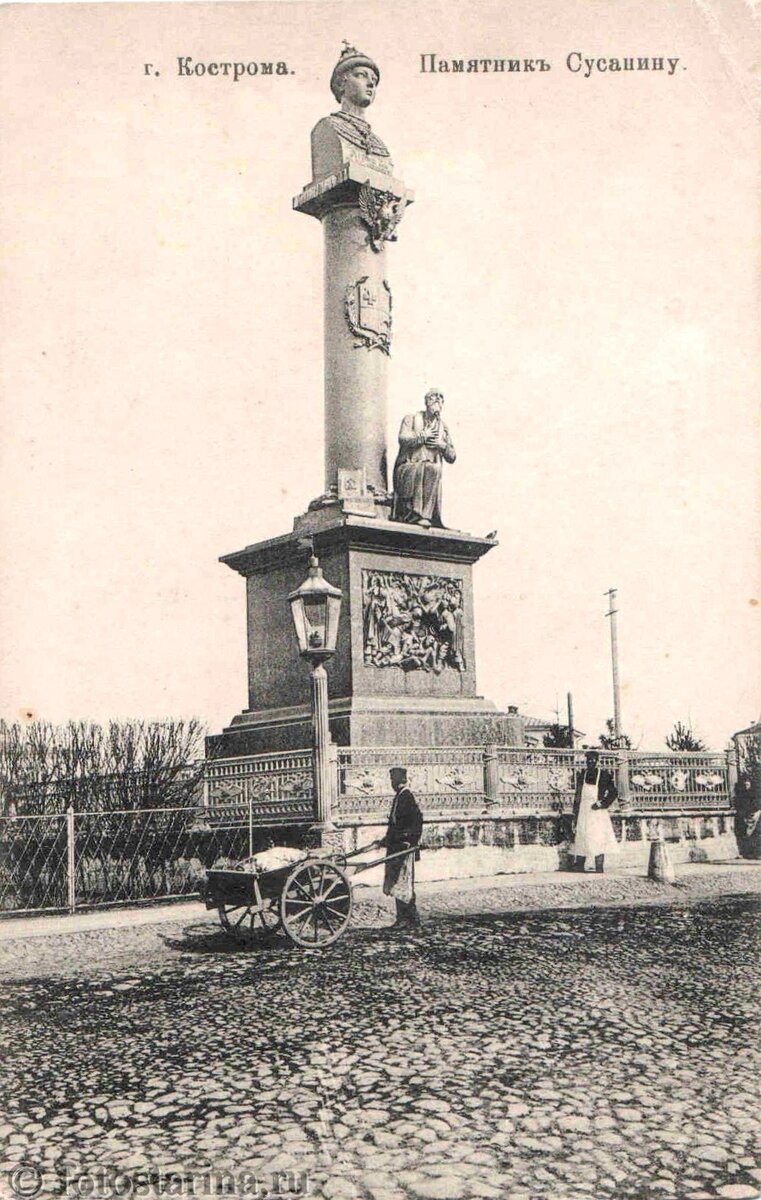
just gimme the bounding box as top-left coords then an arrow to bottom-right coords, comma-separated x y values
361,569 -> 466,672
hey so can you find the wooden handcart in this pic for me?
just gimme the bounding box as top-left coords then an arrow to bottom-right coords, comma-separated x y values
203,843 -> 413,948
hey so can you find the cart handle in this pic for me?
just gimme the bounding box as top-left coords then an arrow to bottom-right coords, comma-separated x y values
343,844 -> 418,875
342,840 -> 386,859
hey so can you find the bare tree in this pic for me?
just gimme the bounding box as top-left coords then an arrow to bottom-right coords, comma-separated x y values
0,719 -> 206,815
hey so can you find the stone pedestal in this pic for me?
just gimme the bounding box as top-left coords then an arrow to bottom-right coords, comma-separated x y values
208,513 -> 520,757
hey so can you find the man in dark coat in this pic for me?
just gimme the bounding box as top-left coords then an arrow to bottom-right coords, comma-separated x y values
570,749 -> 618,873
380,767 -> 423,926
734,772 -> 761,859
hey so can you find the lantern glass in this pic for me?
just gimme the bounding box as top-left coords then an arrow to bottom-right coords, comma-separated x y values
303,595 -> 327,651
288,556 -> 343,660
324,592 -> 341,654
288,593 -> 308,654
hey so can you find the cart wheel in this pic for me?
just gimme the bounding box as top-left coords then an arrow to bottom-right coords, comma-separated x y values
217,898 -> 280,945
280,860 -> 353,948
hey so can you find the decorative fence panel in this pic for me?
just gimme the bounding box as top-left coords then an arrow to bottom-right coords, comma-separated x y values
496,748 -> 578,814
202,750 -> 314,825
336,746 -> 488,817
623,751 -> 730,811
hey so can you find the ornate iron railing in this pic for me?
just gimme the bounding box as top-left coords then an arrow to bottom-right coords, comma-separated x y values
335,746 -> 733,818
0,746 -> 734,915
622,751 -> 730,811
202,750 -> 314,824
337,745 -> 488,816
496,747 -> 578,813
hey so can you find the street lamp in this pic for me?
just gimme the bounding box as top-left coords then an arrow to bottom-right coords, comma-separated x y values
288,556 -> 343,831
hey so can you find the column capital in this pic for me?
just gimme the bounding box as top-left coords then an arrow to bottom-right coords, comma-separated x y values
293,161 -> 413,220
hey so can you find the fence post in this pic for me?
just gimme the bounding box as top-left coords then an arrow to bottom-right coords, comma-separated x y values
483,744 -> 499,806
202,760 -> 210,809
726,744 -> 738,799
327,740 -> 339,820
248,785 -> 254,860
617,750 -> 630,805
66,805 -> 76,914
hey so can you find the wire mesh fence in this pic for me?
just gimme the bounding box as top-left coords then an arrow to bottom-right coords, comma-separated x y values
0,801 -> 313,916
0,813 -> 69,914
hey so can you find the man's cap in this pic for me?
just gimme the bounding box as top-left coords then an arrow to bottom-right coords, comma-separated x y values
330,44 -> 380,100
390,766 -> 408,780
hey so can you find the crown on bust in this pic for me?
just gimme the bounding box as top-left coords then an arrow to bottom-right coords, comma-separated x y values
330,43 -> 381,100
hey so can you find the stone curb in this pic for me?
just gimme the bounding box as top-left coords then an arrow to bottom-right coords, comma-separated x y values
0,859 -> 759,942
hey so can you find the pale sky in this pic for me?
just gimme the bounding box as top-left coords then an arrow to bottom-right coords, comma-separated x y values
0,0 -> 758,750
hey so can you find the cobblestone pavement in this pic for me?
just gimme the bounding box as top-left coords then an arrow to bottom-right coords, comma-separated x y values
0,884 -> 760,1200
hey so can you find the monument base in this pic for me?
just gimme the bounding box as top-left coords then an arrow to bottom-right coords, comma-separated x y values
208,694 -> 525,757
209,511 -> 521,758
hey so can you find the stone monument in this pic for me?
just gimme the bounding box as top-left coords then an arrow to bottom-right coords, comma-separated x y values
391,389 -> 456,528
209,46 -> 524,756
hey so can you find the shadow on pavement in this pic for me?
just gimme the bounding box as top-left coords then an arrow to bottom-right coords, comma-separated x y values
156,915 -> 406,958
154,923 -> 273,955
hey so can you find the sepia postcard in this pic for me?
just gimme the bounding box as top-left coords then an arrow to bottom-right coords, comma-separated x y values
0,3 -> 759,1199
0,0 -> 758,745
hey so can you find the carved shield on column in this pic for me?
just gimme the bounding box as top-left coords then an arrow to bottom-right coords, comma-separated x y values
345,276 -> 392,354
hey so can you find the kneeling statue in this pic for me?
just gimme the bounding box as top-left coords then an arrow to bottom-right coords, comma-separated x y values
391,389 -> 456,528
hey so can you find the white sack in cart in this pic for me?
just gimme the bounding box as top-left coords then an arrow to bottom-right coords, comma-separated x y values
247,846 -> 304,873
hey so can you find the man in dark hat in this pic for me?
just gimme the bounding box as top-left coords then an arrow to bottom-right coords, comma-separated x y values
379,767 -> 423,927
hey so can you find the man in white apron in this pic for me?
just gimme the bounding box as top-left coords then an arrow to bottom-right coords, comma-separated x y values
570,749 -> 619,872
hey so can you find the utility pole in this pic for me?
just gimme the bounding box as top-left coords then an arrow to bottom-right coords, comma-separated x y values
567,692 -> 575,748
604,587 -> 622,742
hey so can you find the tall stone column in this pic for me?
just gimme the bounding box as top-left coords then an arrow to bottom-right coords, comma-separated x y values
322,203 -> 389,496
292,45 -> 412,514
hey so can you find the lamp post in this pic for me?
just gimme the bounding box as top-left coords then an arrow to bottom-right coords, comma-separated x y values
288,556 -> 343,832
